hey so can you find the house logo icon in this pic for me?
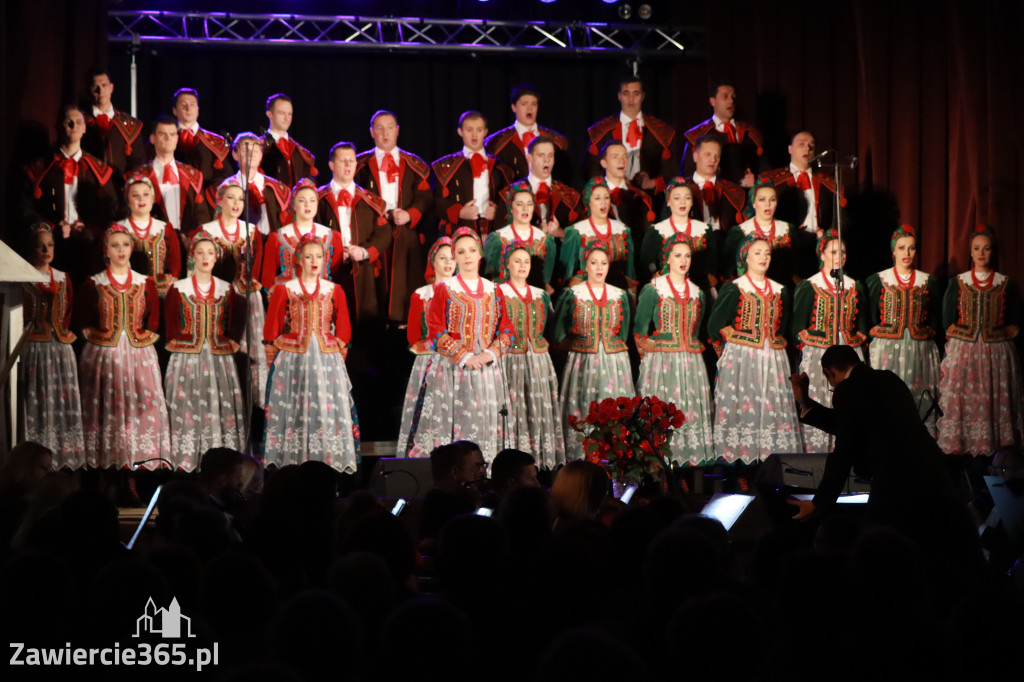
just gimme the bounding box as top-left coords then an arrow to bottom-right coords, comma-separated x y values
133,597 -> 196,638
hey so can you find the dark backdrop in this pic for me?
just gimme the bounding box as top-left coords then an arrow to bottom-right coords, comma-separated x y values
3,0 -> 1023,281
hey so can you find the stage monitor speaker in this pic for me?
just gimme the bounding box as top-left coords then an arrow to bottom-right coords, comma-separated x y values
371,457 -> 433,500
758,453 -> 871,494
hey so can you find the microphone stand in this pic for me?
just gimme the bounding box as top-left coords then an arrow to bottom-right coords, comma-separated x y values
813,152 -> 858,345
239,139 -> 256,454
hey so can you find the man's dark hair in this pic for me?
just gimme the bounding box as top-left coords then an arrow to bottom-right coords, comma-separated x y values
527,135 -> 555,155
601,140 -> 627,159
821,345 -> 862,371
329,141 -> 357,161
173,87 -> 199,106
429,441 -> 480,480
85,68 -> 112,83
709,81 -> 734,98
693,134 -> 722,152
265,92 -> 292,111
150,114 -> 178,135
510,85 -> 539,106
199,448 -> 244,486
458,110 -> 487,128
790,130 -> 815,145
370,109 -> 398,127
619,74 -> 643,91
232,131 -> 263,152
491,449 -> 535,491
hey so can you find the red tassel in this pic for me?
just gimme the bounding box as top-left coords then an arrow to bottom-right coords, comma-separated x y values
735,211 -> 744,223
589,143 -> 598,155
442,187 -> 449,198
418,179 -> 430,191
661,148 -> 670,160
419,234 -> 426,245
569,211 -> 578,222
646,211 -> 656,222
377,216 -> 387,226
34,186 -> 42,199
311,167 -> 319,176
840,198 -> 848,207
124,144 -> 133,155
214,160 -> 223,169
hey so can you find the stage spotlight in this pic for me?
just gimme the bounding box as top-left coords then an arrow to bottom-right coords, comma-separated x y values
638,3 -> 652,19
618,3 -> 633,19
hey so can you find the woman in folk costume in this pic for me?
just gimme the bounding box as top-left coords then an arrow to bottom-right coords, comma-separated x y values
640,178 -> 718,290
263,234 -> 359,472
164,231 -> 246,470
117,172 -> 182,297
408,227 -> 513,462
498,240 -> 565,469
722,182 -> 794,282
482,181 -> 558,292
196,177 -> 267,402
76,223 -> 170,468
937,225 -> 1023,454
396,237 -> 456,458
865,224 -> 942,436
789,230 -> 869,453
708,234 -> 801,464
19,223 -> 85,468
560,177 -> 637,294
551,240 -> 635,461
260,177 -> 345,289
634,234 -> 714,467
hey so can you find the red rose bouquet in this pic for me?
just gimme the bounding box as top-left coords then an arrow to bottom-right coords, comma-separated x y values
568,396 -> 686,484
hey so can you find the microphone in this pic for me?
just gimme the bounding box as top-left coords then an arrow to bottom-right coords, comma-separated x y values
809,150 -> 833,167
846,156 -> 859,169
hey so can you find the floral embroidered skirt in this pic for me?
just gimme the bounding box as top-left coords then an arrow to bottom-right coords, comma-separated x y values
237,288 -> 269,404
410,354 -> 510,463
637,350 -> 715,467
264,343 -> 360,473
165,346 -> 246,471
937,338 -> 1023,455
396,353 -> 433,458
504,350 -> 565,470
560,348 -> 636,462
20,339 -> 85,468
80,335 -> 171,469
713,343 -> 802,465
798,343 -> 866,453
869,332 -> 940,437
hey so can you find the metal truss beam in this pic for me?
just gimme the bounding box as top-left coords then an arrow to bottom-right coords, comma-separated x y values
109,11 -> 704,59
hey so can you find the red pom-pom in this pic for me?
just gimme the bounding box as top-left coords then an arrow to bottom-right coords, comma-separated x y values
124,144 -> 133,155
646,211 -> 656,222
418,179 -> 430,191
840,197 -> 848,207
736,211 -> 744,223
589,143 -> 598,155
976,224 -> 987,233
756,149 -> 763,156
661,148 -> 670,160
214,160 -> 223,169
442,187 -> 449,198
311,167 -> 319,176
34,186 -> 42,199
569,211 -> 578,222
376,216 -> 387,226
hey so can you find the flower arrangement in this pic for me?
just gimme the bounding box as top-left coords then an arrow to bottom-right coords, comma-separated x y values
568,396 -> 685,484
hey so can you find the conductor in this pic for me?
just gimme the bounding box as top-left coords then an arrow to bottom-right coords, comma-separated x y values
788,345 -> 956,523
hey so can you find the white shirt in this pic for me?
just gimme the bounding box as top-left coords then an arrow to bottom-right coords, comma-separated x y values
229,171 -> 271,236
604,175 -> 630,221
330,179 -> 356,247
374,147 -> 401,211
527,173 -> 551,222
91,105 -> 115,119
790,163 -> 817,232
514,121 -> 539,141
691,172 -> 718,227
712,114 -> 735,136
619,111 -> 644,179
463,146 -> 491,211
179,122 -> 200,135
153,157 -> 182,231
61,148 -> 82,224
269,130 -> 289,143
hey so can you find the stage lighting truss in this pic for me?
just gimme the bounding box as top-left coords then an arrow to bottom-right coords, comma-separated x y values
108,11 -> 703,59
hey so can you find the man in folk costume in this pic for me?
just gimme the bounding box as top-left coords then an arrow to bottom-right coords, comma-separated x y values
260,92 -> 318,187
680,82 -> 765,188
598,140 -> 656,279
81,68 -> 146,183
584,75 -> 678,197
130,115 -> 209,237
758,131 -> 844,277
316,141 -> 394,327
685,135 -> 746,244
484,84 -> 573,186
172,87 -> 234,188
353,110 -> 434,324
432,110 -> 514,238
499,136 -> 582,241
24,105 -> 118,283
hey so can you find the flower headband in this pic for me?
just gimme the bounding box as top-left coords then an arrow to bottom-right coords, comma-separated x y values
104,222 -> 131,241
740,180 -> 776,221
580,239 -> 610,275
816,228 -> 842,267
736,233 -> 771,276
505,181 -> 534,225
290,177 -> 319,202
292,232 -> 324,265
425,236 -> 454,284
889,224 -> 916,252
451,226 -> 482,251
124,171 -> 155,198
581,176 -> 611,211
498,240 -> 533,283
660,233 -> 694,275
